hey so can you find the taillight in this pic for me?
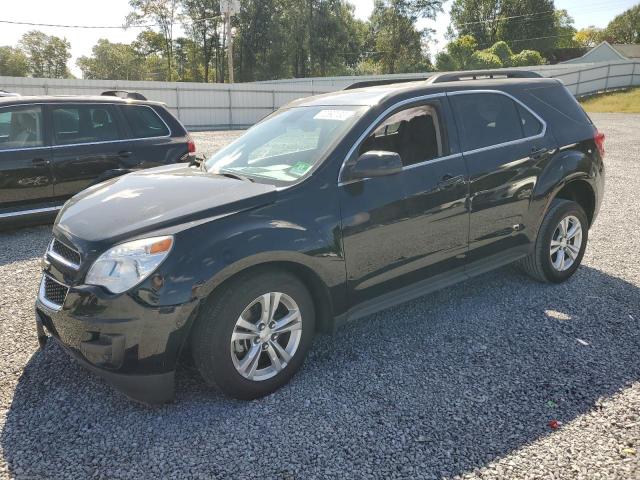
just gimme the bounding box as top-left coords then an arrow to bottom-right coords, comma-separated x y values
594,130 -> 605,158
187,136 -> 196,154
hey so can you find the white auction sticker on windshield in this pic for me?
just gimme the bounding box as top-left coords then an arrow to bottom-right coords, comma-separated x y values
313,109 -> 355,121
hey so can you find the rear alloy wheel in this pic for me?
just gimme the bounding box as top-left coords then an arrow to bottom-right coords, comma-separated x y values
549,215 -> 583,272
191,269 -> 315,399
520,199 -> 589,283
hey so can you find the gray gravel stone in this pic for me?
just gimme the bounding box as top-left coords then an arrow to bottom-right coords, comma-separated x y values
0,114 -> 639,479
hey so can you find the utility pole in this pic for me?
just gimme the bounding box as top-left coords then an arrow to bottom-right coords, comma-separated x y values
226,12 -> 234,83
221,0 -> 239,83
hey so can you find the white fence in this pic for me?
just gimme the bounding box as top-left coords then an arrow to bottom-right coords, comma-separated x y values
1,61 -> 638,130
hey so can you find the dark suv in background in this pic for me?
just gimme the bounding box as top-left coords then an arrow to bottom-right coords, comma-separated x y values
0,91 -> 194,226
35,71 -> 605,403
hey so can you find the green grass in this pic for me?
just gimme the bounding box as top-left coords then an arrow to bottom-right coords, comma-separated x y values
580,87 -> 640,113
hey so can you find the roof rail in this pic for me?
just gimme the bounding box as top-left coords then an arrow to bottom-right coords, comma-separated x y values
343,77 -> 427,90
426,70 -> 543,84
101,90 -> 147,101
0,89 -> 20,97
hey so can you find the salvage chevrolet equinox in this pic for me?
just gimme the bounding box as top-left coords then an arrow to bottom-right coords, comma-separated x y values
35,70 -> 605,403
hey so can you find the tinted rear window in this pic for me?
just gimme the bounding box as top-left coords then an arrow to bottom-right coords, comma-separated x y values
121,105 -> 170,138
528,85 -> 592,125
450,92 -> 523,151
52,104 -> 121,145
517,104 -> 543,137
0,105 -> 44,150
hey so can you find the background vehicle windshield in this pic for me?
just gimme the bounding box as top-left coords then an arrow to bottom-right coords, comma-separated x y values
205,105 -> 366,184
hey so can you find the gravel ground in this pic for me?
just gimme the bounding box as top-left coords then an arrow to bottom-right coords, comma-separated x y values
1,114 -> 639,479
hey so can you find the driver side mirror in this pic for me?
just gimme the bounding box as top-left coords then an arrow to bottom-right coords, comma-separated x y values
346,150 -> 403,180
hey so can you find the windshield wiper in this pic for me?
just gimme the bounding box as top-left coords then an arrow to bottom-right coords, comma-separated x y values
217,171 -> 255,182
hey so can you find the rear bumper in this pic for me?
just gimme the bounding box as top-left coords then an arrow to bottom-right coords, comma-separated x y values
35,290 -> 197,404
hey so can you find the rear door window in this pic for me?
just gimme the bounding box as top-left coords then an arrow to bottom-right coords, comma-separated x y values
121,105 -> 170,138
359,103 -> 445,167
51,104 -> 121,145
517,104 -> 543,137
0,106 -> 44,150
450,93 -> 523,151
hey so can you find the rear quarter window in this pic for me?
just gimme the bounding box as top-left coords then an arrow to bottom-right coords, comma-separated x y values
527,85 -> 592,125
121,105 -> 170,138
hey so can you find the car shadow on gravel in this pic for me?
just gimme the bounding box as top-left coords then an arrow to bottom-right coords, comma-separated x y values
2,265 -> 639,478
0,225 -> 51,267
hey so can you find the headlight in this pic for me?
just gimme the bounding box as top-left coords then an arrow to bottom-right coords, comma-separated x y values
85,236 -> 174,294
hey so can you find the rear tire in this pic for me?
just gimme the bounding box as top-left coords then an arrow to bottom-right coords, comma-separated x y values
520,199 -> 588,283
191,268 -> 315,400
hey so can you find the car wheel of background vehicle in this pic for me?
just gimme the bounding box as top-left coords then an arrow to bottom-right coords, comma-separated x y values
520,199 -> 589,283
191,268 -> 315,400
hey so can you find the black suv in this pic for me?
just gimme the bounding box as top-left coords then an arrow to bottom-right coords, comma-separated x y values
0,91 -> 194,226
35,71 -> 605,403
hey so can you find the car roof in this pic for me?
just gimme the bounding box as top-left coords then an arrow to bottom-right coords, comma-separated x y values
0,95 -> 164,107
288,77 -> 561,108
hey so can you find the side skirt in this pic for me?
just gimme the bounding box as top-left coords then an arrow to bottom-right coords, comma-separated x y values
333,246 -> 528,330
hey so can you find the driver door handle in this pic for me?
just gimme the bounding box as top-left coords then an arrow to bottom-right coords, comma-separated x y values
437,174 -> 464,189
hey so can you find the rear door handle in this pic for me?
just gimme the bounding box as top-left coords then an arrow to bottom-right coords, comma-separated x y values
530,147 -> 548,159
437,174 -> 464,189
118,151 -> 132,158
32,158 -> 49,166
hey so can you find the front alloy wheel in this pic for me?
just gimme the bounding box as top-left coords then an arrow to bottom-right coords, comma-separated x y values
191,269 -> 315,399
231,292 -> 302,381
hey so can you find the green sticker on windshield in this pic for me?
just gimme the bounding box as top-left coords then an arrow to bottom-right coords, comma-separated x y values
289,162 -> 312,176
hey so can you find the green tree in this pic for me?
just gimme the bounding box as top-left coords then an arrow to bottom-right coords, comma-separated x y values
234,0 -> 370,81
18,31 -> 71,78
449,0 -> 502,47
601,4 -> 640,44
450,0 -> 559,54
510,49 -> 544,66
77,39 -> 146,80
174,37 -> 204,81
573,26 -> 603,47
435,34 -> 477,70
132,31 -> 170,80
486,40 -> 512,65
369,0 -> 441,74
435,35 -> 544,70
0,46 -> 29,77
469,50 -> 502,68
181,0 -> 221,82
553,10 -> 579,48
235,0 -> 289,81
127,0 -> 180,80
495,0 -> 557,54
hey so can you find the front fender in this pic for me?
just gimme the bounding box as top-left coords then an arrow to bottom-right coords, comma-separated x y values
152,199 -> 346,314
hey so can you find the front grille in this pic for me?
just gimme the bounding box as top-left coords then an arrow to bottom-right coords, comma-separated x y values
49,239 -> 81,268
40,274 -> 69,309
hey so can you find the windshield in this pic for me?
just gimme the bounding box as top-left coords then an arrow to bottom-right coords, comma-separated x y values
205,105 -> 367,185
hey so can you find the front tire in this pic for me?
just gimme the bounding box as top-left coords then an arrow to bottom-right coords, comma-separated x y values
191,269 -> 315,400
520,199 -> 589,283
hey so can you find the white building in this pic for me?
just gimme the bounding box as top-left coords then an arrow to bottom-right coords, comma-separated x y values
563,41 -> 640,64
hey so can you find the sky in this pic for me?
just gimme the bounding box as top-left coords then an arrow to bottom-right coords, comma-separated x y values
0,0 -> 637,77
